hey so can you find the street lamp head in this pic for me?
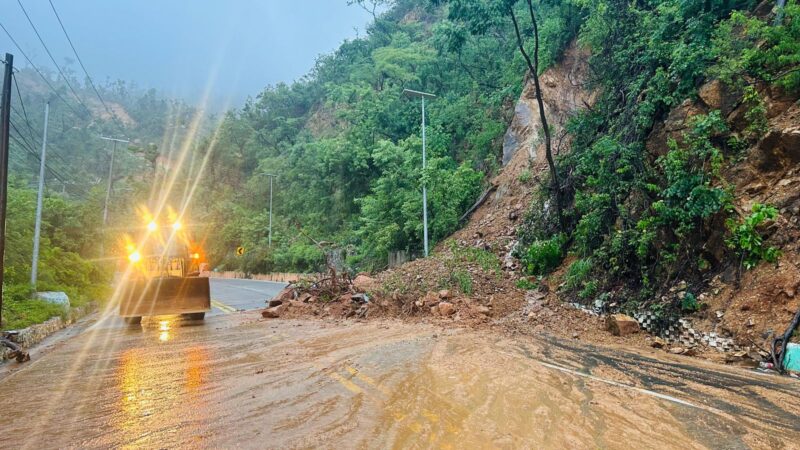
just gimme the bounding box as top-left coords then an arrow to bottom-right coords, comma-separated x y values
402,88 -> 436,99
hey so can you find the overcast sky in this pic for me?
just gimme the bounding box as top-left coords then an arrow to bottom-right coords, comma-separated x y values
1,0 -> 375,110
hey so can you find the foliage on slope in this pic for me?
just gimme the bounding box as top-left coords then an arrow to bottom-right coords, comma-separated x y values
515,0 -> 800,315
194,0 -> 579,273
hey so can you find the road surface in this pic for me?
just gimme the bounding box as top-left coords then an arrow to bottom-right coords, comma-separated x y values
0,278 -> 798,448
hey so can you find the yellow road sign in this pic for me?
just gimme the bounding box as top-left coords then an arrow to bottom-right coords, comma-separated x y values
236,246 -> 245,256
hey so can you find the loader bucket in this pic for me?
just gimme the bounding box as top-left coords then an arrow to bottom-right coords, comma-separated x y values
119,276 -> 211,317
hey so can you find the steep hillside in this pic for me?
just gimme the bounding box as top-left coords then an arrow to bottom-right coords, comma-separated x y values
362,1 -> 800,366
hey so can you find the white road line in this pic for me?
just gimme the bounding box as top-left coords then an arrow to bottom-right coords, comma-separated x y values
536,359 -> 726,415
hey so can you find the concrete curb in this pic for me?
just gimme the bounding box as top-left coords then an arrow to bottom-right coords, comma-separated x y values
1,302 -> 97,361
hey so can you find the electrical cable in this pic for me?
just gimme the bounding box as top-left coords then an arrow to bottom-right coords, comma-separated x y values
47,0 -> 112,117
16,0 -> 92,115
0,20 -> 84,118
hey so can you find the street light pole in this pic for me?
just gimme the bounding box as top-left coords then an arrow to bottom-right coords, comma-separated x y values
402,88 -> 436,257
259,173 -> 278,248
31,102 -> 49,288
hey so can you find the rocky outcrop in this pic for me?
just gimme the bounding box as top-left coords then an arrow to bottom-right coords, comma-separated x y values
502,42 -> 595,167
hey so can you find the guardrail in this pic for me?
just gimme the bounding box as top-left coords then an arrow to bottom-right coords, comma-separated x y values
202,271 -> 323,283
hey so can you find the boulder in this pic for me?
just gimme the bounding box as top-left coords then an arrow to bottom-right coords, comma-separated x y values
422,291 -> 440,307
261,308 -> 279,319
35,291 -> 70,310
438,289 -> 452,300
267,299 -> 283,308
352,274 -> 378,292
261,303 -> 287,319
650,337 -> 667,349
438,302 -> 456,316
605,314 -> 640,336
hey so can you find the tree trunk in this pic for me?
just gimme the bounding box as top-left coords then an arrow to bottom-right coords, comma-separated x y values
509,3 -> 565,232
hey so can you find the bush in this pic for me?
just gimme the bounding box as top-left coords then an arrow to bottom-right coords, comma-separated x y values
521,234 -> 565,276
726,203 -> 781,270
564,258 -> 592,291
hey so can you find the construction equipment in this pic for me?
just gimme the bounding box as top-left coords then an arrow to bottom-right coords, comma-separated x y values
117,212 -> 210,324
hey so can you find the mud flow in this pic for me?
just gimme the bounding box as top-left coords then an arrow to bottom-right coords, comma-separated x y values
0,314 -> 796,449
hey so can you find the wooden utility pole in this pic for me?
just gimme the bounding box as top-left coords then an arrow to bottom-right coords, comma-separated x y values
0,53 -> 14,326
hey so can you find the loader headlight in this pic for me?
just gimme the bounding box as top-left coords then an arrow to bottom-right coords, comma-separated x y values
128,251 -> 142,263
172,221 -> 182,231
147,221 -> 158,232
191,252 -> 200,259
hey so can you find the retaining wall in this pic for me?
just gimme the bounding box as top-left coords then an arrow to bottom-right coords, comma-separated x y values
1,302 -> 97,361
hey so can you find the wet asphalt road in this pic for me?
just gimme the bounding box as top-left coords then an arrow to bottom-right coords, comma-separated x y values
208,278 -> 286,316
0,279 -> 798,448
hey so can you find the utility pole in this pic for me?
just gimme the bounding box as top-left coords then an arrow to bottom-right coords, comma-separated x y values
402,89 -> 436,257
31,102 -> 49,288
99,136 -> 129,225
260,173 -> 278,247
0,54 -> 13,326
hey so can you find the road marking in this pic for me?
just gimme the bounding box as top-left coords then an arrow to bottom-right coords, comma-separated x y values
326,371 -> 363,394
535,359 -> 726,414
345,366 -> 389,394
211,299 -> 237,313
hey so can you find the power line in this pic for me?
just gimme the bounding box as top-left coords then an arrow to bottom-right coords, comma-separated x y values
47,0 -> 113,117
8,130 -> 65,182
0,20 -> 84,118
8,118 -> 77,183
11,73 -> 41,148
16,0 -> 92,115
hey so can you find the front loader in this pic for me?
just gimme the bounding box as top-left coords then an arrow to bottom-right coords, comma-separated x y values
118,216 -> 210,324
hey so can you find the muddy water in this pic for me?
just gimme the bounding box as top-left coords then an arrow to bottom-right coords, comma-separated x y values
0,313 -> 797,449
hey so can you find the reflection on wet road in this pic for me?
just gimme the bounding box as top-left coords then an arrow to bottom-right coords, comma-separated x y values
0,292 -> 798,447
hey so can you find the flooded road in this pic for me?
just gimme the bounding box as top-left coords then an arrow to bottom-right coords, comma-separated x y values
0,284 -> 798,448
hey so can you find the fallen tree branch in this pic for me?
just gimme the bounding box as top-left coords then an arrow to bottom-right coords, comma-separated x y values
459,184 -> 498,222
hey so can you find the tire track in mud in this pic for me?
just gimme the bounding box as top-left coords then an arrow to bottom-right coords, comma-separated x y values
530,334 -> 800,438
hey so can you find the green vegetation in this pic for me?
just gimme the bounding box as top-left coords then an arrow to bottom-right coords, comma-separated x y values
197,0 -> 581,273
2,182 -> 111,329
510,0 -> 799,313
726,203 -> 781,270
520,233 -> 565,276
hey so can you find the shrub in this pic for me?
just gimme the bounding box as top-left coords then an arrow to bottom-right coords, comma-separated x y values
564,258 -> 592,291
521,234 -> 565,276
726,203 -> 781,270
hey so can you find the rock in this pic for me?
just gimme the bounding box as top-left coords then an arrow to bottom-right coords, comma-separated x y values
697,79 -> 739,116
35,291 -> 70,310
651,337 -> 667,349
422,291 -> 440,307
261,308 -> 280,318
669,347 -> 686,355
438,289 -> 452,300
298,292 -> 312,303
476,305 -> 491,314
272,287 -> 296,303
267,299 -> 283,308
438,302 -> 456,316
352,274 -> 377,292
430,306 -> 439,316
605,314 -> 640,336
572,332 -> 579,339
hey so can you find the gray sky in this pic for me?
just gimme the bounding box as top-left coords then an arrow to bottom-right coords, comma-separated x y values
1,0 -> 376,109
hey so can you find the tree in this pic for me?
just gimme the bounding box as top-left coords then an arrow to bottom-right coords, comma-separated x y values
508,0 -> 564,232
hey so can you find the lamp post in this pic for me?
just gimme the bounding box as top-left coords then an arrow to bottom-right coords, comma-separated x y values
402,88 -> 436,257
259,173 -> 278,247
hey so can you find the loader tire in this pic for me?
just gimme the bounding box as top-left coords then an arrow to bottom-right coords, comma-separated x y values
183,312 -> 205,321
124,316 -> 142,325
